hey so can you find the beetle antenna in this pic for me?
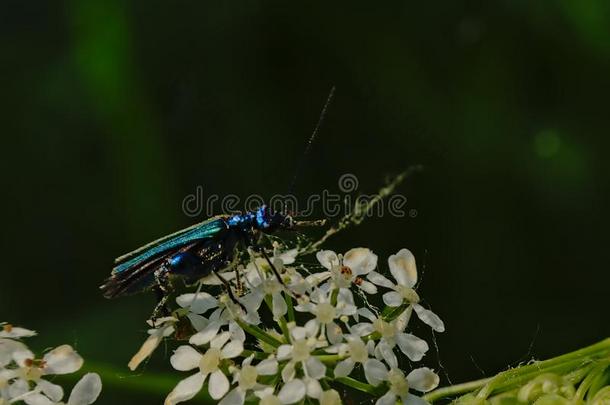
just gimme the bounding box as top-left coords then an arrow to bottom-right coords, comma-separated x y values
286,85 -> 336,209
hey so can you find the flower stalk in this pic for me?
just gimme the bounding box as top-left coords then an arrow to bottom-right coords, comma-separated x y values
423,337 -> 610,403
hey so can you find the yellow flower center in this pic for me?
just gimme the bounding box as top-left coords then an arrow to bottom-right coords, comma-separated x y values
199,348 -> 221,374
348,339 -> 368,363
21,359 -> 45,381
263,279 -> 282,295
292,339 -> 311,362
316,303 -> 336,324
373,319 -> 396,338
397,285 -> 419,303
239,365 -> 258,390
388,369 -> 409,396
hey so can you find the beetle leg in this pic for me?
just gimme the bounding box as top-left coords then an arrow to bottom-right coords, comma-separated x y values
150,266 -> 172,325
258,248 -> 302,299
212,268 -> 247,313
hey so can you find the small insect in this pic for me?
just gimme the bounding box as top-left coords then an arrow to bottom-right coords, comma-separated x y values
100,87 -> 335,319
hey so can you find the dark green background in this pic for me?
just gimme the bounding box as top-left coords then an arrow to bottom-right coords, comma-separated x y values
2,1 -> 609,403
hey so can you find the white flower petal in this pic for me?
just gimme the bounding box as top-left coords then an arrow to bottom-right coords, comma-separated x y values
278,379 -> 306,404
413,304 -> 445,332
281,360 -> 296,382
358,280 -> 378,294
290,327 -> 307,341
305,377 -> 322,399
375,392 -> 397,405
363,358 -> 388,386
0,326 -> 36,338
170,346 -> 201,371
277,345 -> 293,361
388,248 -> 417,288
176,292 -> 218,314
221,340 -> 243,359
366,271 -> 395,289
407,367 -> 440,392
351,323 -> 375,337
377,341 -> 398,369
294,302 -> 316,313
8,378 -> 29,397
240,293 -> 263,313
254,387 -> 274,399
67,373 -> 102,405
218,387 -> 245,405
165,372 -> 205,405
208,369 -> 230,400
128,324 -> 175,371
334,358 -> 355,378
343,248 -> 378,275
357,308 -> 377,322
38,379 -> 64,402
337,288 -> 355,307
277,248 -> 298,265
256,358 -> 278,375
316,250 -> 339,270
272,292 -> 288,320
305,357 -> 326,380
24,393 -> 54,405
186,314 -> 208,332
43,345 -> 84,375
404,393 -> 431,405
304,319 -> 319,338
229,321 -> 246,342
396,333 -> 429,362
189,321 -> 221,346
210,331 -> 231,349
0,339 -> 33,367
394,306 -> 413,332
383,291 -> 403,307
305,272 -> 331,287
327,322 -> 343,345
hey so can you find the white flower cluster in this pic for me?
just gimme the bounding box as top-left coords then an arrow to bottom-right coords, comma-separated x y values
130,247 -> 444,405
0,323 -> 102,405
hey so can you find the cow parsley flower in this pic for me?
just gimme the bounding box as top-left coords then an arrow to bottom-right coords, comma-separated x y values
326,334 -> 374,378
294,288 -> 356,344
0,323 -> 102,405
127,244 -> 447,405
369,248 -> 445,332
314,248 -> 379,294
364,360 -> 439,405
218,355 -> 278,405
277,322 -> 326,384
165,333 -> 243,404
352,307 -> 429,363
186,293 -> 248,346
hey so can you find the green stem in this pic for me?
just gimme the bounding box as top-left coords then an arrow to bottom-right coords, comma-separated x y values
316,354 -> 347,364
422,377 -> 492,402
574,361 -> 610,401
234,318 -> 283,348
424,338 -> 610,403
330,289 -> 339,307
53,361 -> 182,397
335,376 -> 384,396
286,292 -> 295,323
241,350 -> 268,360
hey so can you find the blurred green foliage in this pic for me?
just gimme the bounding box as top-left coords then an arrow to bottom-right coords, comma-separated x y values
1,1 -> 609,403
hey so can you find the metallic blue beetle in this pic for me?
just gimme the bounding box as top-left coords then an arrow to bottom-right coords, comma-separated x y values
100,206 -> 317,316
